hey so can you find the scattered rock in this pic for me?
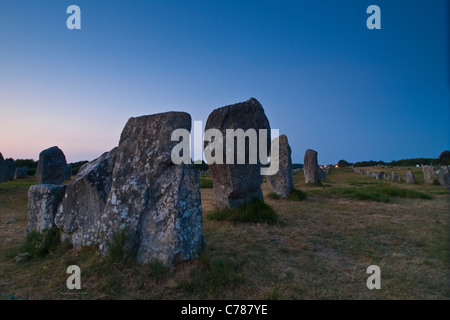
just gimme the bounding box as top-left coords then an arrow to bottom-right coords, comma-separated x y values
4,159 -> 16,181
27,184 -> 67,233
267,135 -> 294,197
0,153 -> 5,182
14,166 -> 28,180
405,172 -> 416,184
14,253 -> 30,263
304,149 -> 319,184
55,148 -> 117,248
64,164 -> 72,180
36,146 -> 68,185
422,165 -> 435,184
391,172 -> 399,182
438,166 -> 450,189
204,98 -> 271,208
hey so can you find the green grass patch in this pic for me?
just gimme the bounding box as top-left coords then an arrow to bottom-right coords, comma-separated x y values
19,228 -> 61,261
106,228 -> 134,262
208,198 -> 277,225
200,177 -> 214,189
268,188 -> 307,201
179,253 -> 244,297
310,184 -> 432,202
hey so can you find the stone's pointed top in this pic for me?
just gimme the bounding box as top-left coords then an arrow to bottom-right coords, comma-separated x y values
120,111 -> 192,145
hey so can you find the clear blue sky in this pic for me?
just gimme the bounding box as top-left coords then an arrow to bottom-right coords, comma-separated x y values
0,0 -> 448,164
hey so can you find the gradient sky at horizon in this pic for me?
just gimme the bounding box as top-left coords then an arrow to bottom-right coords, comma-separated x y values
0,0 -> 448,164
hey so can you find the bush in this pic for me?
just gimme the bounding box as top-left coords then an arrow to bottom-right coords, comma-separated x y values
200,178 -> 214,189
20,228 -> 61,261
208,198 -> 277,225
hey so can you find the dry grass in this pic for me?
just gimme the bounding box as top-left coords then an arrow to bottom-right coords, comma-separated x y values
0,168 -> 449,300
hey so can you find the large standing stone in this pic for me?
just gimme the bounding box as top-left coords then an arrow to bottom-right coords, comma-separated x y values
14,166 -> 28,180
4,159 -> 16,181
0,153 -> 6,183
101,112 -> 204,266
318,168 -> 326,181
405,172 -> 416,184
27,184 -> 67,234
267,135 -> 294,197
36,146 -> 68,185
376,173 -> 384,180
438,166 -> 450,188
64,164 -> 73,180
304,149 -> 319,184
204,98 -> 271,208
391,172 -> 399,182
55,148 -> 117,248
422,165 -> 435,184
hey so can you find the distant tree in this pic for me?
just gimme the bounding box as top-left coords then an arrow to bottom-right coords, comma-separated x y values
14,159 -> 37,168
438,150 -> 450,165
337,160 -> 350,168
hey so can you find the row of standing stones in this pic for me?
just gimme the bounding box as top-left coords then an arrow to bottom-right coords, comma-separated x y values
353,165 -> 450,189
0,150 -> 72,184
0,153 -> 27,182
25,98 -> 325,266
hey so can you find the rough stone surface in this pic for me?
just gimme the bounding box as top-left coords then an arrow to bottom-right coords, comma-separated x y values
318,168 -> 326,181
391,172 -> 399,182
304,149 -> 319,184
55,148 -> 117,248
65,164 -> 73,180
267,135 -> 294,197
376,173 -> 384,180
14,166 -> 28,180
27,184 -> 67,234
422,165 -> 435,184
405,172 -> 416,184
438,166 -> 450,188
4,159 -> 16,181
36,146 -> 68,185
101,112 -> 204,266
0,153 -> 6,183
204,98 -> 271,208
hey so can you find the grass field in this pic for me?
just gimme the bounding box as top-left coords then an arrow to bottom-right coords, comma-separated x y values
0,168 -> 449,300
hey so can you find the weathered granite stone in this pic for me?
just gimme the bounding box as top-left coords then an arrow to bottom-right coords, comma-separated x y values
4,159 -> 16,181
304,149 -> 319,184
55,148 -> 117,248
101,112 -> 204,266
391,172 -> 399,182
204,98 -> 271,208
405,172 -> 416,184
36,146 -> 67,185
64,164 -> 72,180
14,166 -> 28,180
376,173 -> 384,180
438,166 -> 450,188
267,135 -> 294,197
27,184 -> 67,233
318,168 -> 326,181
0,153 -> 6,183
422,165 -> 435,184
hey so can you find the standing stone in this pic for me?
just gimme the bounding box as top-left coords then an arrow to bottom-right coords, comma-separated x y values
376,173 -> 384,180
422,165 -> 435,184
204,98 -> 271,208
4,159 -> 16,181
27,184 -> 67,234
391,172 -> 399,182
405,172 -> 416,184
267,135 -> 294,197
14,166 -> 28,180
0,153 -> 6,183
438,166 -> 450,188
371,172 -> 377,178
304,149 -> 319,184
64,164 -> 73,180
318,168 -> 326,181
36,146 -> 68,185
102,112 -> 204,266
55,148 -> 117,248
